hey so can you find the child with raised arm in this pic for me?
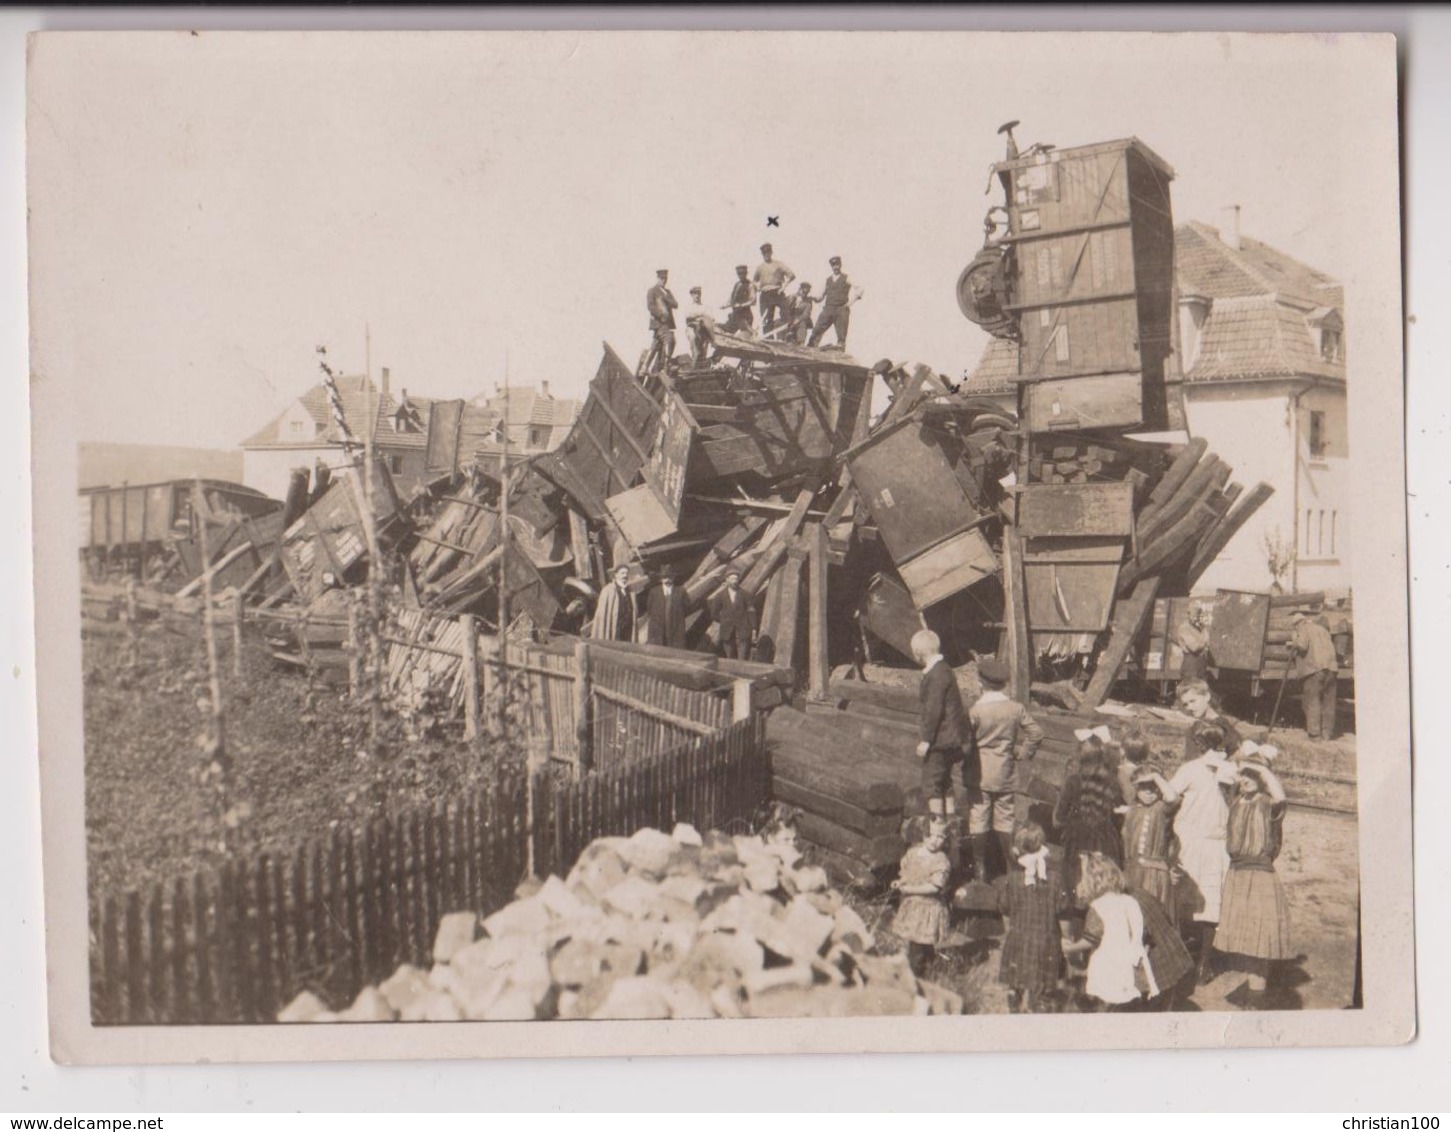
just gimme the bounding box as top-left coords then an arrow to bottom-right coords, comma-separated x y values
1214,745 -> 1292,1006
1122,764 -> 1180,922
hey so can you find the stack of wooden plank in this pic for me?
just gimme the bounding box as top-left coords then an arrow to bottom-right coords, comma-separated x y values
766,705 -> 907,885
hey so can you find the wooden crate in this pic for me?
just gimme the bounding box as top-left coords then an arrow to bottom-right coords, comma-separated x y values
995,138 -> 1177,431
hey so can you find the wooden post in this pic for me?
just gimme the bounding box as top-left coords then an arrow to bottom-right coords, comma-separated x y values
732,678 -> 753,723
1083,574 -> 1163,708
461,613 -> 480,742
232,590 -> 244,679
192,481 -> 227,780
1001,527 -> 1031,704
574,639 -> 593,772
346,593 -> 361,697
807,521 -> 829,700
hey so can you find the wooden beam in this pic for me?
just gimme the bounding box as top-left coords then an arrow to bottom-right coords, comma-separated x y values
770,541 -> 808,672
1136,455 -> 1225,547
1187,481 -> 1275,587
1082,574 -> 1162,708
1119,500 -> 1219,594
741,488 -> 815,596
1001,526 -> 1032,704
1139,437 -> 1209,526
807,521 -> 829,700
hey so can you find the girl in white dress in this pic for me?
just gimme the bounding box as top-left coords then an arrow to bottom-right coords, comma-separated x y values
1063,852 -> 1157,1010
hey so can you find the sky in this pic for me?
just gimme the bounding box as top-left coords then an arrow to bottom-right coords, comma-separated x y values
28,30 -> 1389,450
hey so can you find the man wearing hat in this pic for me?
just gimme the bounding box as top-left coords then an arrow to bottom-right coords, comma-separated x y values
1175,604 -> 1213,689
1289,607 -> 1339,740
808,256 -> 863,348
644,269 -> 678,375
785,281 -> 818,345
722,265 -> 755,335
683,286 -> 714,365
645,566 -> 688,650
708,567 -> 755,659
591,563 -> 640,643
752,243 -> 796,336
966,656 -> 1044,882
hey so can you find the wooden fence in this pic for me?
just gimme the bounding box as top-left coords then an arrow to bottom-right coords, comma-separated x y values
89,715 -> 768,1026
382,608 -> 740,771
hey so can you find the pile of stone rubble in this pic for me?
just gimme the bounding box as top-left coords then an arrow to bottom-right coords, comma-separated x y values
280,823 -> 963,1022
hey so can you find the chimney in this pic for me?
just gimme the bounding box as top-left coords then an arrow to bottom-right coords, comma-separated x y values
540,380 -> 550,399
1220,205 -> 1242,251
380,366 -> 391,399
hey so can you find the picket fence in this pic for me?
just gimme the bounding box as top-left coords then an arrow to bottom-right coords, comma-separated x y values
89,715 -> 768,1026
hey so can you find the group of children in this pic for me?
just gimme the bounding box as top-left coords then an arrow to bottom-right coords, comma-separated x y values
891,632 -> 1295,1013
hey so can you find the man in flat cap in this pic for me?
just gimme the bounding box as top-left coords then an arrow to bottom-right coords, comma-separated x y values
1290,607 -> 1339,740
808,255 -> 863,348
644,269 -> 678,375
785,281 -> 818,345
722,265 -> 755,335
752,243 -> 796,337
967,656 -> 1044,881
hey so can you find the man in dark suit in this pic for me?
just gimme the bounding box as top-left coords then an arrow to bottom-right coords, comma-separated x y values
709,567 -> 755,660
645,567 -> 687,650
913,629 -> 969,825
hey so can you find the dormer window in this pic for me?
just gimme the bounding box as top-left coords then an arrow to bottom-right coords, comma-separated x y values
314,421 -> 325,436
1308,306 -> 1344,364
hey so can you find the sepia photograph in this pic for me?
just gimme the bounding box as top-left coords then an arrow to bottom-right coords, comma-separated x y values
26,28 -> 1411,1064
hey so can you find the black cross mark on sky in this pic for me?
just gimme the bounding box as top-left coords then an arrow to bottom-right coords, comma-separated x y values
766,216 -> 779,227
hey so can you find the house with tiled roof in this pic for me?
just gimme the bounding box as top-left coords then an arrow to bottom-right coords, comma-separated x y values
238,368 -> 434,501
963,216 -> 1349,595
470,382 -> 581,456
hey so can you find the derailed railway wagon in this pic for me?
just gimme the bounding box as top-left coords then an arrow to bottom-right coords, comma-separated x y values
79,478 -> 282,581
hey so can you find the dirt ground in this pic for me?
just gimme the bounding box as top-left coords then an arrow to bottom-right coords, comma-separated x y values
83,624 -> 520,897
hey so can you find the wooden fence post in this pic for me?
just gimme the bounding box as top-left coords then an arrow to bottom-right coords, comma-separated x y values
807,521 -> 829,699
232,591 -> 244,679
732,678 -> 753,723
574,639 -> 593,773
461,614 -> 480,741
347,594 -> 360,698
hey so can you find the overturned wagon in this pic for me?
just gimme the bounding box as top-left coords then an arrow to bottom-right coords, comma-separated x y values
79,478 -> 282,582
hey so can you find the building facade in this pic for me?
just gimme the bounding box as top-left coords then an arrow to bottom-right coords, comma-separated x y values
239,370 -> 430,502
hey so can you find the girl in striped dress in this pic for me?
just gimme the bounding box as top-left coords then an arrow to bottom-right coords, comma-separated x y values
1215,751 -> 1292,1004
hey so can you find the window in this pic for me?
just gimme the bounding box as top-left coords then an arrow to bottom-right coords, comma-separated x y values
1317,510 -> 1326,557
1304,509 -> 1313,556
1308,410 -> 1327,459
289,420 -> 303,436
529,425 -> 550,448
1320,327 -> 1342,362
314,421 -> 325,436
1330,511 -> 1338,556
388,455 -> 404,475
